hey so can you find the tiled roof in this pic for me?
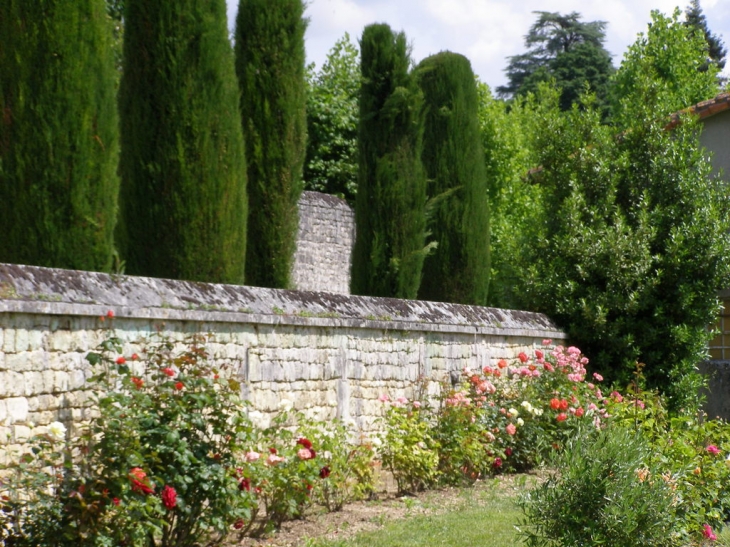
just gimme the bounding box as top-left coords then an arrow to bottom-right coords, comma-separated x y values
666,92 -> 730,129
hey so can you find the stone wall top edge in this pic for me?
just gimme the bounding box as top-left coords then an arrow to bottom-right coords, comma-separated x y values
0,299 -> 567,339
0,263 -> 564,335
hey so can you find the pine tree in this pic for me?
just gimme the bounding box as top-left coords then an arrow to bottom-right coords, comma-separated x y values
117,0 -> 247,283
235,0 -> 307,289
350,24 -> 428,299
416,52 -> 490,305
685,0 -> 727,71
497,12 -> 614,113
0,0 -> 119,271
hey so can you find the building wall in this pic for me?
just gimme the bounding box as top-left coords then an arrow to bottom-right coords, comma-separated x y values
0,264 -> 566,462
700,109 -> 730,183
292,191 -> 354,294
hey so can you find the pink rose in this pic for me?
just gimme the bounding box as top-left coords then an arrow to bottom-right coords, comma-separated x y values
297,448 -> 314,460
506,423 -> 517,436
707,445 -> 720,456
244,451 -> 260,462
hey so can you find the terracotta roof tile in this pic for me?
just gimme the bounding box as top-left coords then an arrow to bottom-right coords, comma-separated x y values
666,92 -> 730,129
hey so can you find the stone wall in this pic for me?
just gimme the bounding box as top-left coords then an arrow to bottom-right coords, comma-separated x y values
292,191 -> 354,294
0,263 -> 566,461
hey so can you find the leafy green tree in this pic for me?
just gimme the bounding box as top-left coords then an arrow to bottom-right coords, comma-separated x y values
235,0 -> 308,289
351,24 -> 428,299
685,0 -> 727,71
497,11 -> 614,112
415,52 -> 490,305
0,0 -> 119,272
304,33 -> 360,202
117,0 -> 248,283
477,83 -> 541,309
523,85 -> 730,409
610,9 -> 719,126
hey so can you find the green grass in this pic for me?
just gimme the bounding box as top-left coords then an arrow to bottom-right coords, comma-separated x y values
305,479 -> 524,547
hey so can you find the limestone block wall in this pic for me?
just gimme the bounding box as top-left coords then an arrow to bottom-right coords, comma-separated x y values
292,191 -> 354,294
0,263 -> 566,460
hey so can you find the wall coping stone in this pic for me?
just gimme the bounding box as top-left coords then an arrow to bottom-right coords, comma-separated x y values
0,263 -> 566,339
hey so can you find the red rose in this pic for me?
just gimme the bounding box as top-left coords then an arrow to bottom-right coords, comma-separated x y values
131,353 -> 139,360
296,437 -> 313,450
234,519 -> 245,530
112,497 -> 121,506
492,457 -> 503,469
518,352 -> 528,363
116,356 -> 126,365
161,485 -> 177,510
556,413 -> 567,422
129,468 -> 155,495
106,310 -> 115,318
175,381 -> 184,390
239,478 -> 251,491
550,398 -> 561,410
162,367 -> 175,377
319,466 -> 331,479
131,377 -> 144,389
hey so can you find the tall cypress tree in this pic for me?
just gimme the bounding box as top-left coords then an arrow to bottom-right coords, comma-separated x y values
416,52 -> 490,305
350,24 -> 428,299
235,0 -> 307,289
0,0 -> 119,271
117,0 -> 247,283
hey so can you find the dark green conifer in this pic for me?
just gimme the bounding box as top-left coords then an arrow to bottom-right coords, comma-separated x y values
685,0 -> 727,71
117,0 -> 248,283
0,0 -> 119,271
416,52 -> 490,305
235,0 -> 307,289
350,24 -> 428,299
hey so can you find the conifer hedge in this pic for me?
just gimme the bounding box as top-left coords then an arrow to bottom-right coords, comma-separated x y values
350,24 -> 428,299
416,52 -> 490,305
0,0 -> 119,271
117,0 -> 247,283
235,0 -> 307,289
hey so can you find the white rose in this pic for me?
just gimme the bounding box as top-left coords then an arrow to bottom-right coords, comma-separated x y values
48,421 -> 67,442
278,399 -> 293,412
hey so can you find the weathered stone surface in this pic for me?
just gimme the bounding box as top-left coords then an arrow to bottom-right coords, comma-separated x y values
0,263 -> 567,450
292,191 -> 354,295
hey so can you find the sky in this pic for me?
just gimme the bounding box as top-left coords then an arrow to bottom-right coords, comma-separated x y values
225,0 -> 730,90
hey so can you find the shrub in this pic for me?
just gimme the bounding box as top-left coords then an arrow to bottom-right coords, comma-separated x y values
518,427 -> 682,547
298,418 -> 377,511
377,396 -> 440,493
1,333 -> 257,546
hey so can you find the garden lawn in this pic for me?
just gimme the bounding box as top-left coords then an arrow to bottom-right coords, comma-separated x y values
302,475 -> 528,547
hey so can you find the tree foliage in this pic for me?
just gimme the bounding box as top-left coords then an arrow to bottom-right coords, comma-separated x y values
350,24 -> 428,299
497,11 -> 614,112
685,0 -> 727,72
0,0 -> 120,272
522,85 -> 730,408
235,0 -> 308,289
610,9 -> 720,126
117,0 -> 248,283
304,33 -> 360,202
416,52 -> 490,305
477,83 -> 541,309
